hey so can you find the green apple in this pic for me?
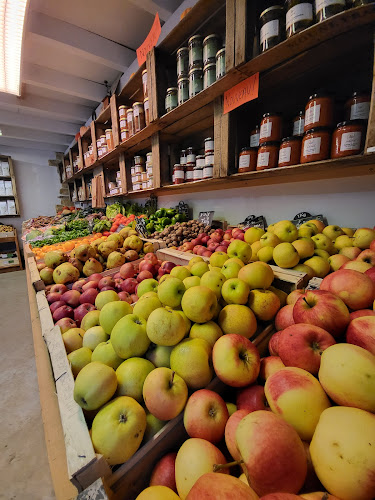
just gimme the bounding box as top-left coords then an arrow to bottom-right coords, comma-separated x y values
227,240 -> 252,264
145,345 -> 173,368
304,256 -> 330,278
292,238 -> 315,259
311,234 -> 334,253
111,314 -> 150,359
181,286 -> 217,323
137,278 -> 158,298
260,232 -> 280,248
238,261 -> 274,289
91,395 -> 146,465
67,347 -> 92,378
183,275 -> 201,289
314,249 -> 330,260
157,277 -> 186,308
143,412 -> 165,442
116,357 -> 155,402
91,340 -> 123,369
81,310 -> 100,331
83,326 -> 109,351
170,266 -> 191,281
218,304 -> 257,338
74,361 -> 117,410
175,310 -> 191,336
159,274 -> 173,284
248,289 -> 281,321
273,220 -> 298,243
244,227 -> 265,244
250,241 -> 262,261
257,246 -> 274,263
334,234 -> 353,251
298,225 -> 318,238
189,320 -> 223,347
95,290 -> 119,310
221,259 -> 243,279
133,292 -> 162,320
209,265 -> 224,274
187,256 -> 204,269
99,300 -> 132,334
200,270 -> 226,299
190,261 -> 210,277
342,227 -> 354,237
221,278 -> 250,304
226,402 -> 237,417
273,242 -> 300,268
62,328 -> 85,353
147,307 -> 186,346
322,224 -> 344,241
292,263 -> 315,280
209,251 -> 229,268
170,338 -> 213,389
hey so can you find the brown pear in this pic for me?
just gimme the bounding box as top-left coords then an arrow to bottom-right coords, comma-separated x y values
98,241 -> 118,259
83,258 -> 103,277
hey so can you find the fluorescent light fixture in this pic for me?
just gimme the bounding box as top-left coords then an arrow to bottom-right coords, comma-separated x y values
0,0 -> 28,96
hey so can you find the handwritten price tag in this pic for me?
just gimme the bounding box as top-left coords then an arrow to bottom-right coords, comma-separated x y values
223,73 -> 259,114
137,13 -> 162,66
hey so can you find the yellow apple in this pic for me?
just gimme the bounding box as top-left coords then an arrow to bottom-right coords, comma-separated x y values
248,289 -> 280,321
292,238 -> 315,259
181,286 -> 217,323
273,242 -> 300,268
187,256 -> 204,269
238,261 -> 274,289
189,321 -> 223,347
257,246 -> 274,263
221,278 -> 250,304
298,223 -> 318,238
328,254 -> 350,272
309,219 -> 325,232
227,240 -> 252,264
82,326 -> 109,351
157,277 -> 186,308
322,225 -> 344,241
244,227 -> 265,244
81,310 -> 100,331
353,228 -> 375,249
91,340 -> 123,369
209,251 -> 229,267
314,249 -> 330,260
136,486 -> 179,500
133,292 -> 162,320
116,357 -> 155,402
170,338 -> 213,390
218,304 -> 257,338
73,361 -> 117,410
334,234 -> 353,250
99,300 -> 132,334
259,232 -> 280,248
221,257 -> 244,279
183,275 -> 201,289
341,260 -> 373,273
303,256 -> 330,278
190,261 -> 210,277
273,220 -> 298,243
146,307 -> 186,346
200,270 -> 226,299
67,347 -> 92,378
62,327 -> 85,353
311,234 -> 334,254
341,227 -> 354,237
170,265 -> 192,281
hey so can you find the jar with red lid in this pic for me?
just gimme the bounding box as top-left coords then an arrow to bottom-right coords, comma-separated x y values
185,163 -> 194,182
292,111 -> 305,136
238,147 -> 257,172
256,142 -> 280,170
250,125 -> 260,147
278,136 -> 302,167
133,102 -> 145,133
304,93 -> 334,132
173,164 -> 185,184
301,127 -> 331,163
345,92 -> 371,121
259,113 -> 282,144
331,120 -> 365,159
126,108 -> 134,137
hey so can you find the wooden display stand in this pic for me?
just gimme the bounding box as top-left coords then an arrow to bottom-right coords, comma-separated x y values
0,228 -> 23,273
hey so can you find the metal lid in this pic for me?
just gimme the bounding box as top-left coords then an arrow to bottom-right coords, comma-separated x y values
166,87 -> 178,92
180,150 -> 186,154
196,155 -> 205,159
308,92 -> 333,101
262,112 -> 282,118
120,128 -> 129,131
281,136 -> 302,143
216,48 -> 225,58
241,146 -> 258,152
118,105 -> 129,109
133,101 -> 143,105
144,97 -> 149,102
260,5 -> 284,18
189,66 -> 203,74
203,34 -> 220,43
100,134 -> 106,138
205,137 -> 213,141
336,120 -> 366,128
105,129 -> 112,132
259,141 -> 280,146
188,34 -> 203,43
304,127 -> 332,135
177,76 -> 189,82
350,91 -> 370,98
126,108 -> 133,113
142,69 -> 147,75
177,46 -> 189,54
204,63 -> 216,69
294,111 -> 305,118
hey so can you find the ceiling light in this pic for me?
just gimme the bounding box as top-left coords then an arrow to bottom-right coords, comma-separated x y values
0,0 -> 28,96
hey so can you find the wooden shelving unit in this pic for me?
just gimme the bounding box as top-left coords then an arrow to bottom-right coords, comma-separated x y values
0,155 -> 20,217
0,228 -> 23,273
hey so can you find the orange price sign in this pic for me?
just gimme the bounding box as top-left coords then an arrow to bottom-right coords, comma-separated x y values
137,13 -> 162,66
223,73 -> 259,114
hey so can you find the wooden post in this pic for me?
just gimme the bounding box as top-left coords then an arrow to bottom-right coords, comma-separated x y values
77,136 -> 84,170
225,0 -> 236,72
234,0 -> 257,67
365,32 -> 375,153
110,94 -> 120,147
151,133 -> 162,188
119,153 -> 128,194
90,121 -> 98,162
214,96 -> 235,177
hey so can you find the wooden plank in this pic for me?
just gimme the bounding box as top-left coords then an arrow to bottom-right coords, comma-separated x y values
225,0 -> 236,72
151,133 -> 162,189
118,153 -> 128,194
146,49 -> 158,123
110,94 -> 120,148
269,266 -> 306,292
77,136 -> 84,171
365,32 -> 375,153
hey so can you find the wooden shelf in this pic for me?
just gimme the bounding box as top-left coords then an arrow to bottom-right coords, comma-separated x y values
0,235 -> 16,243
0,194 -> 15,198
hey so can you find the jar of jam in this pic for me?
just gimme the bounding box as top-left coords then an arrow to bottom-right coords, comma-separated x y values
96,139 -> 102,156
194,165 -> 203,180
102,143 -> 108,156
100,134 -> 106,146
331,120 -> 365,158
118,105 -> 129,118
180,150 -> 187,166
259,112 -> 282,144
178,77 -> 189,105
352,0 -> 373,6
195,155 -> 205,168
203,34 -> 221,65
256,142 -> 280,170
146,152 -> 152,163
188,35 -> 203,68
216,48 -> 226,79
185,163 -> 194,182
177,47 -> 189,77
239,147 -> 257,172
120,128 -> 129,142
133,102 -> 145,133
189,66 -> 203,97
203,164 -> 214,179
173,164 -> 185,184
205,152 -> 214,166
142,69 -> 148,98
278,136 -> 302,166
119,117 -> 127,129
304,93 -> 334,132
285,0 -> 314,38
346,92 -> 371,121
105,129 -> 114,151
126,108 -> 134,137
165,87 -> 178,113
315,0 -> 346,22
203,63 -> 216,89
144,97 -> 150,126
292,111 -> 305,136
301,127 -> 331,163
260,5 -> 285,53
186,147 -> 196,164
250,126 -> 260,147
205,137 -> 214,154
134,155 -> 145,165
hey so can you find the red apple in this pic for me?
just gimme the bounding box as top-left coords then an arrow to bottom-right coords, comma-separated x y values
61,290 -> 81,308
201,236 -> 210,244
320,269 -> 375,310
287,289 -> 306,306
191,238 -> 200,247
216,228 -> 224,235
45,285 -> 53,293
149,452 -> 177,491
278,323 -> 336,375
55,317 -> 77,333
114,278 -> 124,291
211,232 -> 222,243
259,494 -> 300,499
121,278 -> 138,294
346,316 -> 375,355
184,242 -> 195,251
356,249 -> 375,265
113,272 -> 121,279
118,291 -> 132,303
269,330 -> 282,356
236,384 -> 269,412
79,288 -> 98,305
50,284 -> 68,295
365,266 -> 375,286
119,262 -> 135,279
224,409 -> 250,461
139,261 -> 156,275
234,232 -> 245,241
100,286 -> 115,291
53,305 -> 74,322
202,250 -> 212,257
161,261 -> 176,273
370,239 -> 375,252
158,267 -> 167,278
197,246 -> 207,256
72,279 -> 86,292
293,290 -> 350,338
82,280 -> 98,291
47,292 -> 65,304
275,305 -> 295,331
137,270 -> 154,282
130,293 -> 138,303
98,276 -> 115,290
349,309 -> 375,321
207,242 -> 219,252
220,240 -> 230,247
259,356 -> 286,382
87,273 -> 103,282
215,246 -> 228,253
74,303 -> 96,326
49,300 -> 65,314
144,253 -> 158,265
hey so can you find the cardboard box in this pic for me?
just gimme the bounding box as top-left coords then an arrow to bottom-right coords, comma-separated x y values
0,201 -> 8,215
4,181 -> 13,196
7,199 -> 16,215
0,181 -> 5,196
2,162 -> 10,176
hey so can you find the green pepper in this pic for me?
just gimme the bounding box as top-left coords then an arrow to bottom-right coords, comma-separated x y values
149,214 -> 157,221
171,217 -> 177,225
146,222 -> 154,233
155,224 -> 163,232
155,208 -> 166,218
166,208 -> 176,217
175,213 -> 186,222
160,217 -> 171,227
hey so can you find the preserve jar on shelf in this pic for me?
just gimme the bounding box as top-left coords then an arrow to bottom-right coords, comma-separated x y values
259,5 -> 285,53
180,150 -> 187,166
134,155 -> 145,165
188,35 -> 203,68
194,165 -> 203,180
185,163 -> 194,182
126,108 -> 134,136
238,147 -> 257,172
100,134 -> 106,147
304,92 -> 334,132
196,155 -> 205,170
165,87 -> 178,113
256,142 -> 280,170
203,164 -> 214,179
173,164 -> 185,184
205,137 -> 214,154
216,48 -> 226,79
259,112 -> 283,144
96,139 -> 102,157
189,66 -> 203,97
102,144 -> 108,156
278,136 -> 302,166
285,0 -> 314,38
186,147 -> 196,164
118,105 -> 129,119
119,116 -> 127,130
178,77 -> 189,105
292,111 -> 305,136
120,128 -> 129,142
133,102 -> 145,133
331,120 -> 365,158
301,127 -> 331,163
315,0 -> 346,22
177,47 -> 189,77
250,125 -> 260,147
144,98 -> 150,126
203,63 -> 216,89
203,34 -> 221,65
105,129 -> 114,151
142,69 -> 148,98
346,92 -> 371,121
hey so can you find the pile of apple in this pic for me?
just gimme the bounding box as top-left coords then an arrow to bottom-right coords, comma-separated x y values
177,227 -> 245,256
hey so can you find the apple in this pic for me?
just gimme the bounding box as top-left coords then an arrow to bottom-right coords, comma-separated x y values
67,346 -> 92,378
116,357 -> 155,402
268,330 -> 282,356
277,323 -> 336,375
257,246 -> 274,263
346,316 -> 375,355
189,320 -> 223,347
259,494 -> 300,499
181,286 -> 217,323
55,317 -> 77,333
293,290 -> 350,338
121,278 -> 138,294
236,384 -> 269,412
80,309 -> 100,331
111,313 -> 150,359
157,277 -> 185,309
314,249 -> 330,260
87,273 -> 102,282
341,260 -> 373,273
339,246 -> 361,259
98,276 -> 115,290
200,270 -> 226,299
292,239 -> 315,259
186,472 -> 259,500
273,242 -> 300,268
248,289 -> 280,321
74,303 -> 96,326
143,367 -> 188,420
244,227 -> 265,244
100,286 -> 115,292
303,256 -> 330,278
62,327 -> 85,353
292,264 -> 315,280
72,279 -> 86,293
82,325 -> 109,351
53,305 -> 74,322
274,304 -> 295,331
365,266 -> 375,286
92,340 -> 123,370
227,240 -> 252,264
161,261 -> 176,273
350,309 -> 375,320
333,234 -> 353,251
149,452 -> 177,491
79,288 -> 98,305
47,292 -> 65,304
139,260 -> 156,275
137,278 -> 158,298
260,232 -> 280,248
352,227 -> 375,249
286,289 -> 306,305
145,345 -> 173,368
119,262 -> 135,279
311,234 -> 334,254
322,225 -> 344,241
224,409 -> 250,460
147,307 -> 186,346
170,338 -> 213,390
273,220 -> 298,243
328,254 -> 350,272
259,356 -> 285,382
238,261 -> 274,289
183,389 -> 229,443
73,361 -> 117,411
82,280 -> 99,292
298,222 -> 319,237
183,275 -> 201,290
212,333 -> 260,387
114,278 -> 124,292
226,402 -> 237,417
265,367 -> 331,441
137,270 -> 154,282
320,269 -> 375,310
218,304 -> 257,338
50,300 -> 65,314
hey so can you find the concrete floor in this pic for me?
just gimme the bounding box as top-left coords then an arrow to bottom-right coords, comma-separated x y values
0,270 -> 55,500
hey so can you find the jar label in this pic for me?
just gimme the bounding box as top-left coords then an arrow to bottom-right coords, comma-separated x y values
187,154 -> 196,163
257,152 -> 270,167
340,131 -> 361,152
260,20 -> 279,45
279,147 -> 291,164
180,157 -> 187,165
350,102 -> 370,120
186,170 -> 194,180
239,154 -> 251,168
174,171 -> 185,179
194,170 -> 202,180
260,121 -> 272,140
127,114 -> 133,122
205,154 -> 214,166
293,119 -> 305,136
142,72 -> 147,85
250,133 -> 260,147
205,140 -> 214,151
304,137 -> 321,156
133,107 -> 139,117
315,0 -> 345,12
197,158 -> 205,168
305,104 -> 321,127
203,166 -> 213,177
144,100 -> 149,111
286,4 -> 313,29
119,108 -> 126,117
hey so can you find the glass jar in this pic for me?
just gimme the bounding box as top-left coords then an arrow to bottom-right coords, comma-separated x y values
346,92 -> 371,121
203,164 -> 214,179
189,66 -> 203,97
205,137 -> 214,154
100,134 -> 106,146
203,34 -> 221,65
180,150 -> 187,166
178,77 -> 189,105
216,48 -> 226,79
285,0 -> 314,38
259,112 -> 283,144
126,108 -> 134,137
120,128 -> 129,142
331,120 -> 365,158
250,126 -> 260,147
173,164 -> 185,184
143,97 -> 150,126
260,6 -> 285,53
239,147 -> 257,172
256,142 -> 280,170
119,117 -> 127,130
185,163 -> 194,182
96,139 -> 101,156
203,63 -> 216,89
105,129 -> 114,151
301,127 -> 331,163
304,93 -> 334,132
148,177 -> 154,188
186,147 -> 196,163
315,0 -> 346,22
146,152 -> 152,163
142,68 -> 148,98
278,136 -> 302,166
177,47 -> 189,77
134,155 -> 145,165
165,87 -> 178,113
118,105 -> 129,118
293,111 -> 305,136
194,166 -> 203,180
205,152 -> 214,166
188,35 -> 203,68
196,155 -> 205,168
352,0 -> 374,4
102,144 -> 108,156
133,102 -> 145,133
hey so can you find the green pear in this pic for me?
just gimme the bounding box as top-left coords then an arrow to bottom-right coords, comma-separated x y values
107,233 -> 124,247
44,250 -> 67,268
116,357 -> 155,402
40,267 -> 54,284
53,262 -> 80,284
83,258 -> 103,277
73,361 -> 117,410
68,347 -> 92,378
107,251 -> 126,269
111,314 -> 150,359
75,244 -> 95,262
98,241 -> 118,259
99,300 -> 132,334
92,341 -> 123,369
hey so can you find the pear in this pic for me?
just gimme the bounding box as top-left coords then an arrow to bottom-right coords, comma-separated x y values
119,226 -> 132,239
53,262 -> 80,284
107,251 -> 126,269
40,267 -> 54,284
91,238 -> 104,252
69,257 -> 83,273
98,241 -> 118,259
83,258 -> 103,277
124,235 -> 143,252
107,233 -> 124,247
44,250 -> 67,269
75,244 -> 95,262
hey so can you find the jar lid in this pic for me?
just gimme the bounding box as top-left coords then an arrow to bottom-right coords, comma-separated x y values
144,97 -> 149,102
173,164 -> 182,168
281,136 -> 302,143
188,34 -> 203,43
294,111 -> 305,118
133,101 -> 143,105
259,141 -> 280,146
203,34 -> 220,43
194,166 -> 203,170
142,69 -> 147,75
126,108 -> 133,113
180,149 -> 186,154
216,48 -> 225,56
251,125 -> 260,133
105,128 -> 112,132
177,47 -> 189,54
196,155 -> 205,159
205,137 -> 213,141
120,128 -> 129,131
262,112 -> 282,118
304,127 -> 332,135
260,5 -> 284,18
118,105 -> 129,109
166,87 -> 178,92
100,134 -> 106,138
350,91 -> 370,98
204,63 -> 217,69
336,120 -> 366,128
186,162 -> 196,166
308,92 -> 333,101
177,76 -> 189,82
189,66 -> 203,74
